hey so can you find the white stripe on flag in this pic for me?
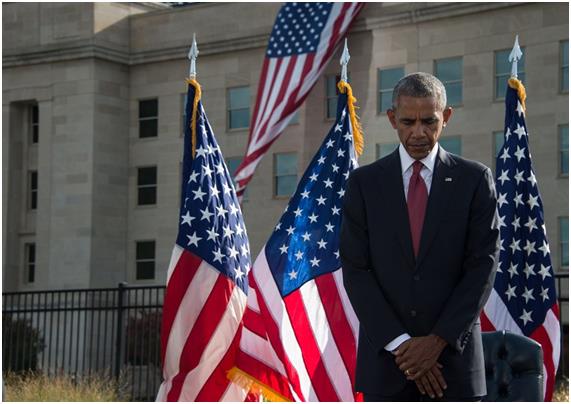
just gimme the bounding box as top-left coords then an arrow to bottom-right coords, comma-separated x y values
333,268 -> 360,341
297,3 -> 343,100
252,54 -> 308,151
240,326 -> 287,376
545,308 -> 561,369
177,285 -> 247,401
247,285 -> 261,313
251,57 -> 292,151
253,249 -> 318,401
251,58 -> 278,140
162,260 -> 220,392
483,288 -> 523,334
166,244 -> 184,283
299,280 -> 354,401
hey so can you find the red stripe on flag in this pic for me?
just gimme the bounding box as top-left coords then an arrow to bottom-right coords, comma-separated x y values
235,348 -> 295,401
480,310 -> 495,332
195,327 -> 243,401
315,273 -> 357,388
166,274 -> 235,401
283,289 -> 340,401
161,250 -> 202,364
530,325 -> 555,401
250,275 -> 305,400
243,306 -> 267,339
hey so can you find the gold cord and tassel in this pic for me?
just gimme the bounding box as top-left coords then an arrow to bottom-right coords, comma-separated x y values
337,80 -> 364,157
186,78 -> 202,159
508,77 -> 526,114
227,367 -> 291,402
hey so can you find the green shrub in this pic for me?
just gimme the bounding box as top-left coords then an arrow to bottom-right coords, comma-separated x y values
2,315 -> 45,373
125,310 -> 161,366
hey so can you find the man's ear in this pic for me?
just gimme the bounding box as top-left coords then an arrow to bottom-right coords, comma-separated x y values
442,106 -> 453,125
387,108 -> 398,130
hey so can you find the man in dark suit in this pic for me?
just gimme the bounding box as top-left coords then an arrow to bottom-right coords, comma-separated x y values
340,72 -> 500,401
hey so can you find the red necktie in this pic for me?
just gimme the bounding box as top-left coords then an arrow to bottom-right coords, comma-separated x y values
407,161 -> 428,257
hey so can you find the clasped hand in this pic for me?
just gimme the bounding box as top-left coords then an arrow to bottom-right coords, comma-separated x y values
394,335 -> 448,398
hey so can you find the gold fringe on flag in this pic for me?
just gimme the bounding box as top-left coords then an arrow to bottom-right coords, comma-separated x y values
227,367 -> 291,402
185,78 -> 202,158
508,77 -> 526,115
337,80 -> 364,157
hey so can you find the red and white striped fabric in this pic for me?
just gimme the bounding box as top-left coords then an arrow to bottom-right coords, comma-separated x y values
482,291 -> 561,401
233,2 -> 363,200
236,250 -> 360,401
157,246 -> 248,401
157,80 -> 252,401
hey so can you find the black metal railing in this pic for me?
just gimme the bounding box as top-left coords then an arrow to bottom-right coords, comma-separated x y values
2,283 -> 164,401
2,275 -> 569,399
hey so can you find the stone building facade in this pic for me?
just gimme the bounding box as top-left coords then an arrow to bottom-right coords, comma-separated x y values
3,2 -> 568,302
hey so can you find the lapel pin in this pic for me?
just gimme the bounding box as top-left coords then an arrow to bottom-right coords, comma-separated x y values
445,177 -> 452,182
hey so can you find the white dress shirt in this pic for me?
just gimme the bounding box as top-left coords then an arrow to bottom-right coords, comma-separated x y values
384,143 -> 439,353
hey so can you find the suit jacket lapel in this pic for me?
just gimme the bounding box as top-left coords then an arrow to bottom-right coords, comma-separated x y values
415,147 -> 457,268
379,150 -> 415,270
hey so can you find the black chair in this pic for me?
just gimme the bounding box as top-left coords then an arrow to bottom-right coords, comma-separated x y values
482,330 -> 544,401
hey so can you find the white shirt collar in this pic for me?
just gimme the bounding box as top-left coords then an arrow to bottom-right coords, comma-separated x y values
399,142 -> 439,174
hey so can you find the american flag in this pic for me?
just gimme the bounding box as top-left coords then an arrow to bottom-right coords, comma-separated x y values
232,84 -> 360,401
233,2 -> 363,201
481,78 -> 560,401
157,80 -> 252,401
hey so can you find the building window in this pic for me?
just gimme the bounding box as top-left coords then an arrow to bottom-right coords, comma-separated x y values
138,166 -> 157,205
228,86 -> 250,129
326,74 -> 341,119
560,125 -> 569,176
560,217 -> 569,270
495,48 -> 525,99
29,171 -> 38,210
561,40 -> 569,93
139,99 -> 158,138
30,104 -> 39,144
376,142 -> 399,159
274,153 -> 297,197
440,136 -> 462,156
136,240 -> 155,280
378,67 -> 404,113
25,243 -> 36,283
435,57 -> 463,106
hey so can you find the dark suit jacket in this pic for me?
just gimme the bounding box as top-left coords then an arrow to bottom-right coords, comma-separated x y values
340,146 -> 500,397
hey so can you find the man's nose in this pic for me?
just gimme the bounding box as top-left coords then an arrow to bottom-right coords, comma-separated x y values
411,122 -> 424,138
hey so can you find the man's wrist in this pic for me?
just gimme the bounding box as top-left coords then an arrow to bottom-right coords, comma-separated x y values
430,334 -> 448,351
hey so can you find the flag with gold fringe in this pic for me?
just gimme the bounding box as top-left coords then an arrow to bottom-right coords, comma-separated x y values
229,80 -> 362,401
481,75 -> 560,401
157,77 -> 252,401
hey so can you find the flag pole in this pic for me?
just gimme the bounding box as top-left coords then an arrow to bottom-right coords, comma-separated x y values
340,38 -> 350,83
508,34 -> 522,79
189,33 -> 199,79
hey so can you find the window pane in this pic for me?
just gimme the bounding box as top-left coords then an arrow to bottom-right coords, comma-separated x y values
136,241 -> 155,260
230,109 -> 250,129
436,58 -> 462,81
31,171 -> 38,189
277,175 -> 297,196
136,261 -> 155,280
562,41 -> 569,92
139,99 -> 158,118
229,87 -> 250,109
26,243 -> 36,283
377,143 -> 399,159
379,67 -> 404,90
561,217 -> 569,268
138,167 -> 157,186
138,187 -> 156,205
440,137 -> 462,156
445,82 -> 462,106
289,110 -> 300,125
32,104 -> 39,123
561,125 -> 569,175
276,154 -> 297,176
32,125 -> 39,144
30,171 -> 38,210
495,49 -> 525,98
379,92 -> 393,113
494,131 -> 505,157
139,119 -> 158,138
563,67 -> 569,93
